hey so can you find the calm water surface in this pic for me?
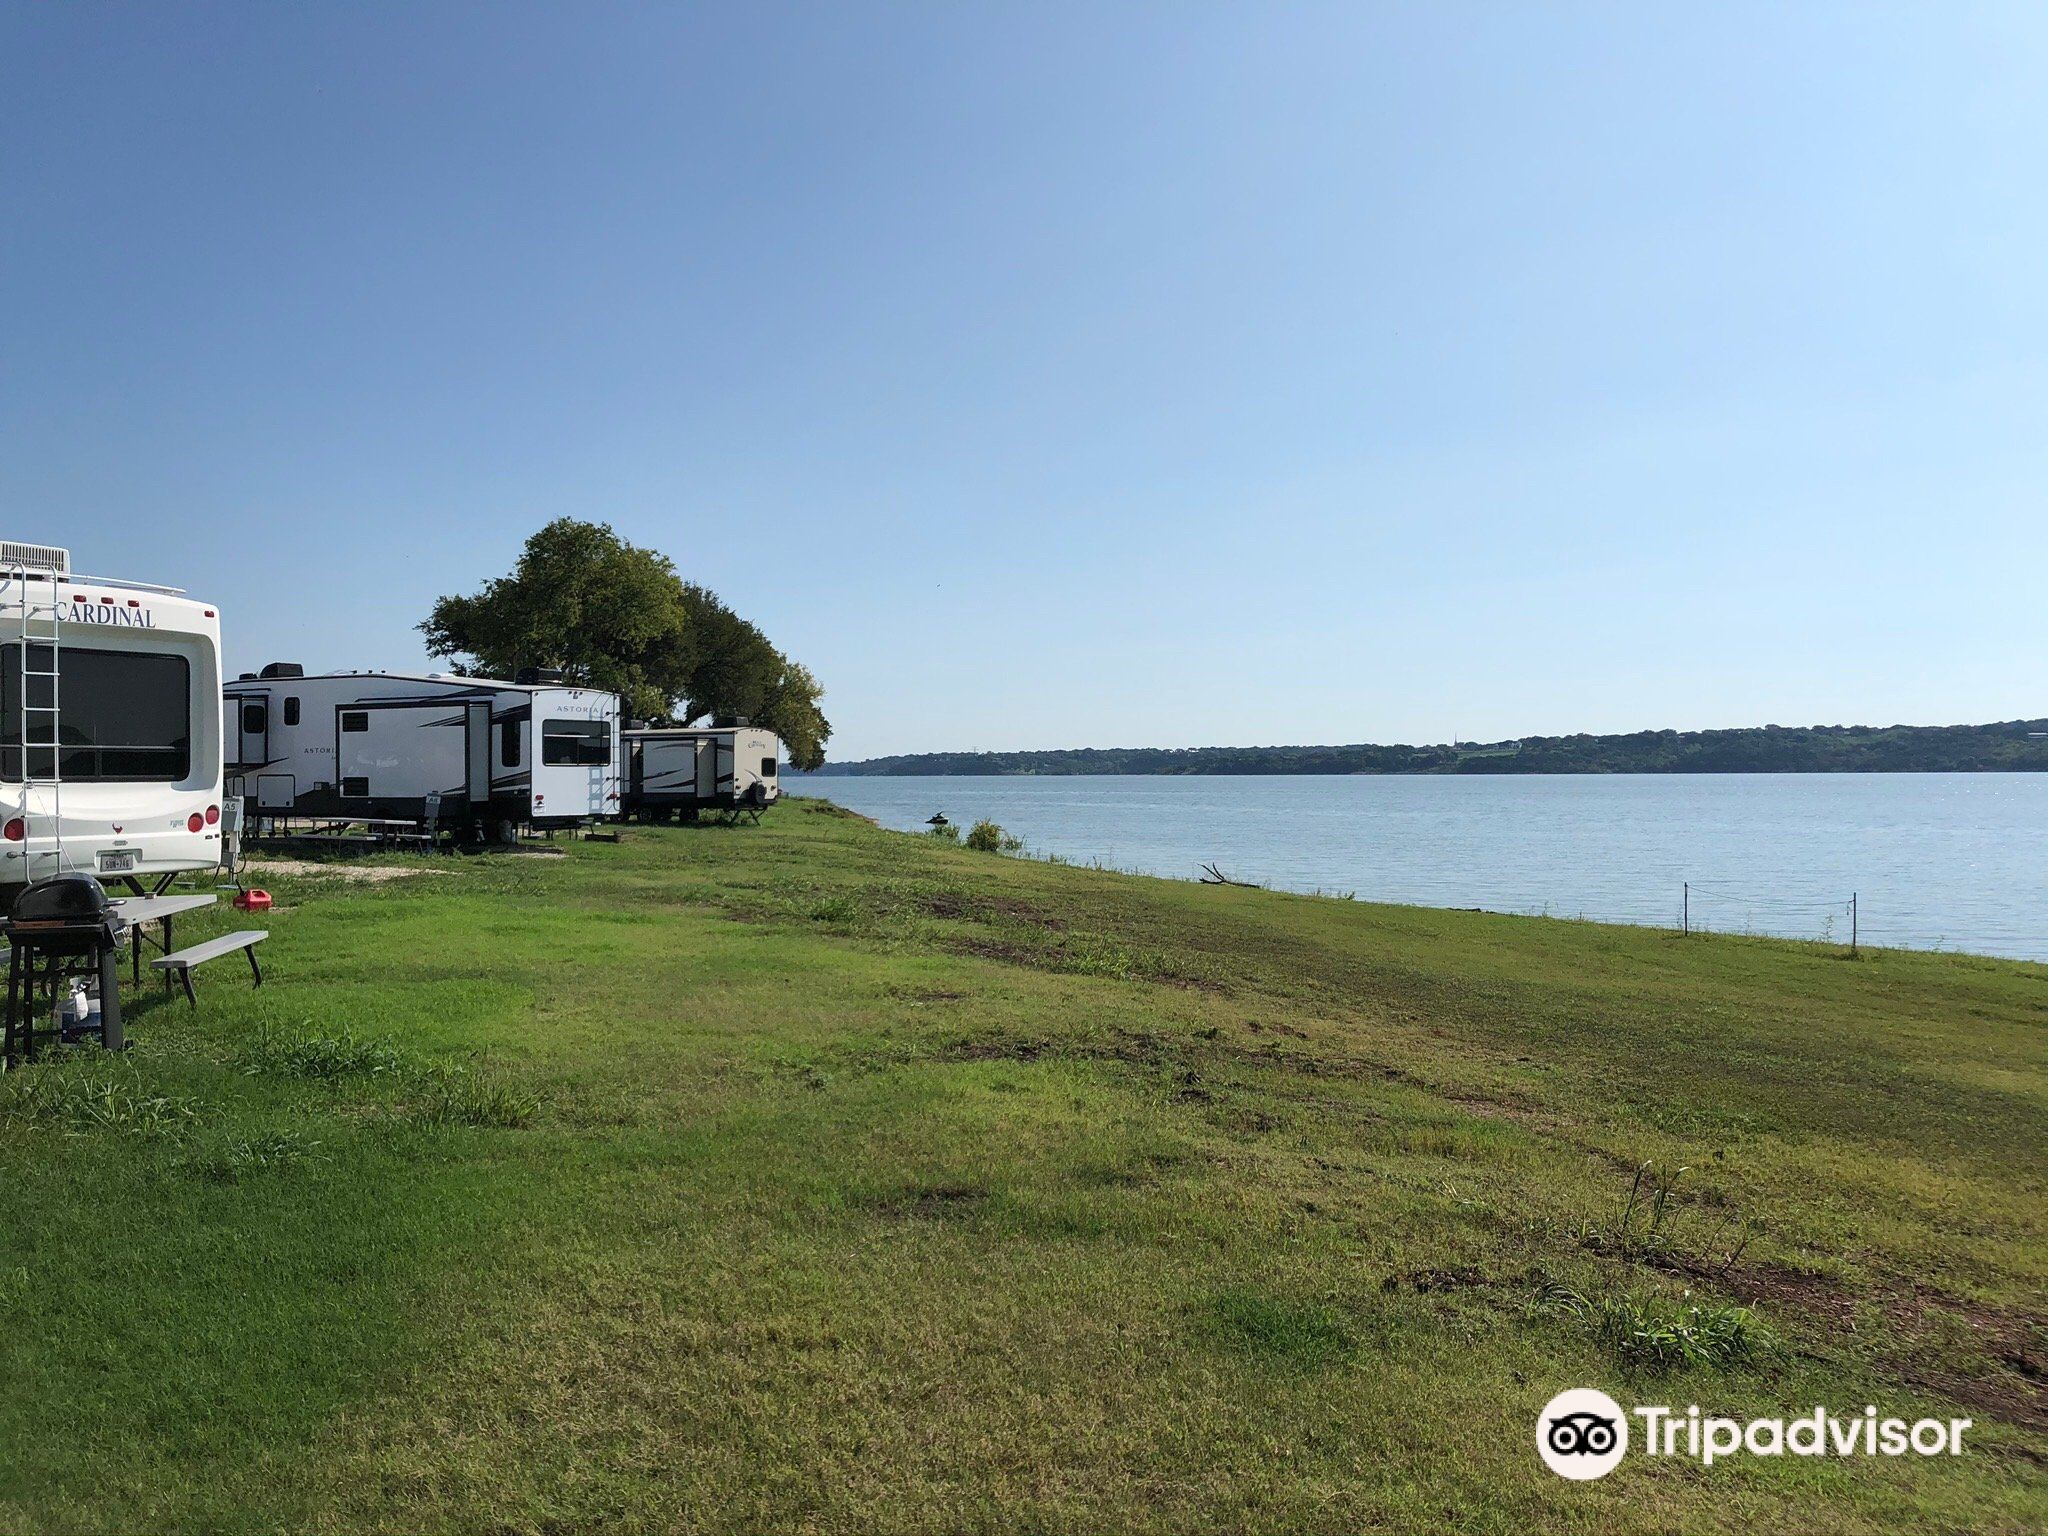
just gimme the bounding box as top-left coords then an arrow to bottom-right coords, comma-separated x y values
792,773 -> 2048,961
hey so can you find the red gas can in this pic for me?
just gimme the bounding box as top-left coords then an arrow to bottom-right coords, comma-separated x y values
234,889 -> 273,912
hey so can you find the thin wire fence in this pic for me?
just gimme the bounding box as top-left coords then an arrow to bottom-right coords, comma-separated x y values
1682,881 -> 1858,951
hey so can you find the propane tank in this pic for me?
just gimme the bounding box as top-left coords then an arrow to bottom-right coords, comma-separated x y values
61,979 -> 93,1036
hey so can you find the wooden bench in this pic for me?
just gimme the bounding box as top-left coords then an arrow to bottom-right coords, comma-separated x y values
151,930 -> 267,1007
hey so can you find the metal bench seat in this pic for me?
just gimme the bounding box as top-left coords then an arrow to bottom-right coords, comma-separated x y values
151,930 -> 267,1006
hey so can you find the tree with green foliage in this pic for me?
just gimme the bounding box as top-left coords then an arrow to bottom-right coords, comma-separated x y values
676,584 -> 780,724
421,519 -> 832,768
753,658 -> 831,773
667,583 -> 830,769
419,519 -> 696,722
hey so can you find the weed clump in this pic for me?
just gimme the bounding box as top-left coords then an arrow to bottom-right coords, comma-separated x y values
181,1129 -> 324,1182
1538,1279 -> 1771,1372
809,895 -> 863,924
0,1063 -> 201,1137
239,1026 -> 414,1081
237,1024 -> 540,1128
411,1072 -> 543,1129
965,820 -> 1021,854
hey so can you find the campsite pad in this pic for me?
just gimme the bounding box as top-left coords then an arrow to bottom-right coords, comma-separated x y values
239,859 -> 450,883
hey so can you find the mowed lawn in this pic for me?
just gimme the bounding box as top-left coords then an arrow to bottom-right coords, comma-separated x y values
0,799 -> 2041,1534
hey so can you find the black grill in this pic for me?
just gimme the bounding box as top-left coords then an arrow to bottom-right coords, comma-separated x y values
9,873 -> 118,957
5,872 -> 126,1056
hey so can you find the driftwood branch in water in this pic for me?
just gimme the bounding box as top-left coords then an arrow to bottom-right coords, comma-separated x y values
1198,862 -> 1257,887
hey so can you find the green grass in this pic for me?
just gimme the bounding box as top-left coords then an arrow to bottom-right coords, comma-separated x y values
0,800 -> 2040,1533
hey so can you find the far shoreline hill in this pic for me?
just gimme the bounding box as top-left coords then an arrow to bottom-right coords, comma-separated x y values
801,720 -> 2048,776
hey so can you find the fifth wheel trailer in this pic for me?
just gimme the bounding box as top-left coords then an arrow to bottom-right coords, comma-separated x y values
0,540 -> 226,897
622,725 -> 781,820
224,668 -> 620,837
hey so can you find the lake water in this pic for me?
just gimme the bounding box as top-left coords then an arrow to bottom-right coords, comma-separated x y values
790,773 -> 2048,961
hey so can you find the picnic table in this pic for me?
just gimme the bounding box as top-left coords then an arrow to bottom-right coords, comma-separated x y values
3,890 -> 245,1053
108,893 -> 218,988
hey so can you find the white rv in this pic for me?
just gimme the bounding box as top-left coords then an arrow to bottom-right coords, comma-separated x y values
0,541 -> 226,895
623,725 -> 781,820
223,667 -> 621,838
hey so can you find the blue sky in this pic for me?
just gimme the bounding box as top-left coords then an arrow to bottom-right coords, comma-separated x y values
4,4 -> 2043,760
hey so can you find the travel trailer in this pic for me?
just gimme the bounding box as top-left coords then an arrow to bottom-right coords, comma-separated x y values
224,667 -> 621,838
622,725 -> 782,820
0,541 -> 225,895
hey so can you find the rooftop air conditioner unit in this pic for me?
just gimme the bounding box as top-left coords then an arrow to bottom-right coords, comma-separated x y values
0,541 -> 70,573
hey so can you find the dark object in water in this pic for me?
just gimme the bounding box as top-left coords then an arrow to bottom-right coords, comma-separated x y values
927,813 -> 950,827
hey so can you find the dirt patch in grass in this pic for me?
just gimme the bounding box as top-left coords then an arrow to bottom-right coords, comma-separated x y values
940,1037 -> 1050,1063
1887,1304 -> 2043,1431
919,891 -> 1066,930
1151,970 -> 1227,993
936,932 -> 1226,991
1655,1253 -> 2048,1431
1904,1365 -> 2048,1439
947,935 -> 1047,968
1678,1253 -> 2039,1347
1667,1255 -> 1858,1327
868,1183 -> 990,1221
241,859 -> 447,883
1381,1265 -> 1493,1294
1243,1019 -> 1309,1039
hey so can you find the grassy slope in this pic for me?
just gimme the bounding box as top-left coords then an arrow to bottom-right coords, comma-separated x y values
0,800 -> 2041,1534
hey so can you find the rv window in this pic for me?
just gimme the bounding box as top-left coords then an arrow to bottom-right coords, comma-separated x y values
284,696 -> 300,726
341,711 -> 368,733
761,757 -> 777,777
541,720 -> 611,766
241,701 -> 267,736
500,719 -> 521,768
1,645 -> 190,783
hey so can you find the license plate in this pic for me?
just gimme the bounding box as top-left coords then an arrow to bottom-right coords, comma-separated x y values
97,850 -> 138,874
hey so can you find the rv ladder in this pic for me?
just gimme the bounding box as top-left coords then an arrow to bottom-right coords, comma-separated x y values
5,561 -> 69,879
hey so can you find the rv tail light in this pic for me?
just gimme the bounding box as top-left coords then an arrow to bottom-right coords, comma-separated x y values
127,599 -> 141,608
2,817 -> 22,842
203,609 -> 215,618
187,812 -> 205,833
204,804 -> 220,825
100,596 -> 114,605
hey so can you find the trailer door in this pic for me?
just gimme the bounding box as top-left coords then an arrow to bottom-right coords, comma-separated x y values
234,693 -> 270,772
465,701 -> 491,802
695,738 -> 715,798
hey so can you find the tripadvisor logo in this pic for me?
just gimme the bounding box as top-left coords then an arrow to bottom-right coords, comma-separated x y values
1537,1389 -> 1972,1480
1537,1388 -> 1628,1480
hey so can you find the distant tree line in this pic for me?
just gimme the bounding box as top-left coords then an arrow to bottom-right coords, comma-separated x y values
802,721 -> 2048,777
419,518 -> 831,769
